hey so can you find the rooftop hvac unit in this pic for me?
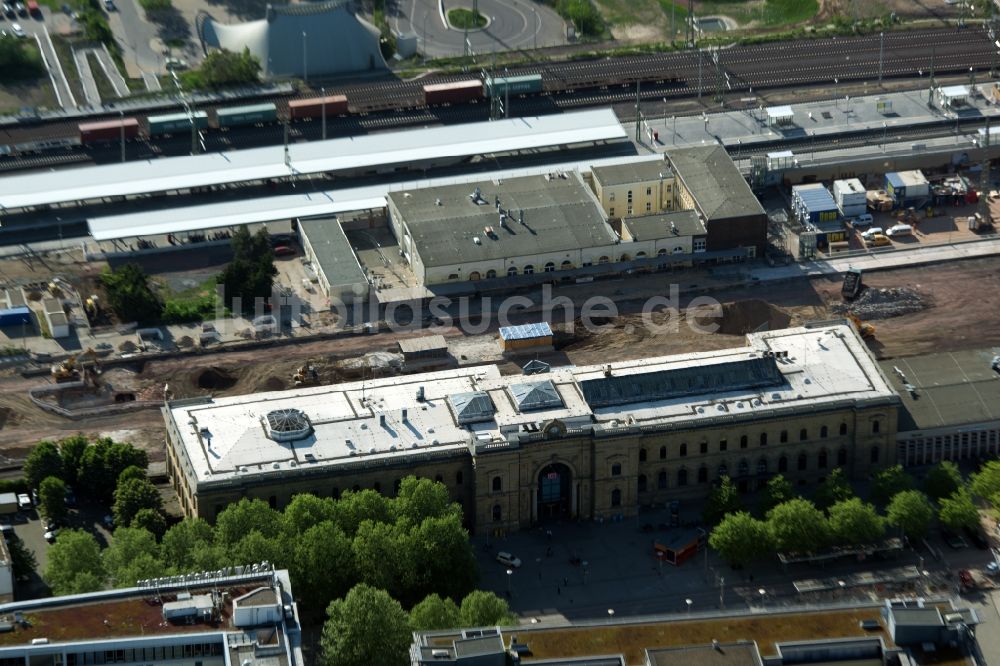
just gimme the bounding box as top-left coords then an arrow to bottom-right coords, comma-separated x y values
473,237 -> 481,245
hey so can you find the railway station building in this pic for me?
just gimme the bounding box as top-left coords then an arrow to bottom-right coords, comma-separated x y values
590,159 -> 676,218
164,322 -> 901,534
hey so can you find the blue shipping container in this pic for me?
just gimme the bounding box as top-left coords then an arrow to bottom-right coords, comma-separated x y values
0,306 -> 32,327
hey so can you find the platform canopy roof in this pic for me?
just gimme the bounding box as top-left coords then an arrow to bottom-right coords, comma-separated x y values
0,109 -> 626,211
765,105 -> 794,121
939,85 -> 970,100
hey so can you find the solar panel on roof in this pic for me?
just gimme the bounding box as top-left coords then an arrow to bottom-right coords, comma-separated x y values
510,380 -> 562,412
581,357 -> 784,407
499,322 -> 553,341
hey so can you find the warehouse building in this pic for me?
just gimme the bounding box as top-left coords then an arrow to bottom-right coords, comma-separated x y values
666,146 -> 767,257
590,159 -> 675,218
298,217 -> 369,304
386,172 -> 620,285
164,322 -> 900,532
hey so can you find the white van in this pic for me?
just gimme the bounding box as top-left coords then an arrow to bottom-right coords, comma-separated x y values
885,224 -> 913,237
854,213 -> 874,227
860,227 -> 884,240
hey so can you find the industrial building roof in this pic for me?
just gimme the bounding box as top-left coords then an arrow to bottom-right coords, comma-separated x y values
590,159 -> 672,186
5,109 -> 626,211
388,172 -> 617,268
646,643 -> 762,666
87,150 -> 656,243
793,183 -> 839,213
397,335 -> 448,355
879,350 -> 1000,433
166,323 -> 898,488
499,322 -> 553,341
667,146 -> 765,221
623,210 -> 706,241
298,218 -> 367,290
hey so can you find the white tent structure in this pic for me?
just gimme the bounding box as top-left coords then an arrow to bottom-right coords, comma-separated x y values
198,0 -> 386,79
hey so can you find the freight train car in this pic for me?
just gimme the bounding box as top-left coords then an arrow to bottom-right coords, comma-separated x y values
288,95 -> 349,120
216,103 -> 278,129
148,111 -> 210,136
79,118 -> 140,144
485,73 -> 543,98
423,80 -> 483,106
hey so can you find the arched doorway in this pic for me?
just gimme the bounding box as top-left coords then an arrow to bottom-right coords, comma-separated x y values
537,463 -> 572,521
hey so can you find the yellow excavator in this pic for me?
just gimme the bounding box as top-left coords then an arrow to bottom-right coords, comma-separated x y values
847,314 -> 875,340
51,348 -> 102,384
292,363 -> 319,387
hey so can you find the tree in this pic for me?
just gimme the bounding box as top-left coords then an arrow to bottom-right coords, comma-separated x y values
939,487 -> 980,532
458,590 -> 515,627
162,518 -> 217,573
282,493 -> 337,536
827,498 -> 885,546
112,477 -> 162,528
100,263 -> 161,324
870,465 -> 916,507
183,48 -> 261,89
410,594 -> 460,631
291,521 -> 355,619
0,37 -> 45,82
702,475 -> 742,526
24,441 -> 62,491
709,511 -> 771,567
758,474 -> 795,516
972,460 -> 1000,503
410,515 -> 478,604
766,499 -> 830,554
131,508 -> 167,540
554,0 -> 604,37
352,520 -> 414,601
103,526 -> 163,588
215,498 -> 282,546
887,490 -> 935,540
217,226 -> 276,315
232,530 -> 287,568
38,476 -> 67,523
319,584 -> 411,666
44,529 -> 105,595
8,537 -> 36,581
58,435 -> 89,487
77,438 -> 147,502
924,461 -> 963,503
333,489 -> 392,536
814,468 -> 854,511
395,477 -> 460,524
117,465 -> 147,485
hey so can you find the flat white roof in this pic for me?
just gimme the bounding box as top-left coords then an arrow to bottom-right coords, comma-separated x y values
88,152 -> 662,242
167,324 -> 898,488
939,85 -> 970,98
2,109 -> 626,211
766,105 -> 794,119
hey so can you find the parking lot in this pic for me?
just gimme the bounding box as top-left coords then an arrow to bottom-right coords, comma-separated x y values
0,3 -> 75,110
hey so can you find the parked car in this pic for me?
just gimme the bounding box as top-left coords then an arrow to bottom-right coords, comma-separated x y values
103,0 -> 114,10
885,223 -> 913,238
14,3 -> 25,16
9,21 -> 24,37
865,234 -> 891,248
860,227 -> 884,240
2,3 -> 14,18
986,561 -> 999,575
273,245 -> 295,257
16,493 -> 30,510
43,528 -> 57,543
941,528 -> 968,549
496,551 -> 522,568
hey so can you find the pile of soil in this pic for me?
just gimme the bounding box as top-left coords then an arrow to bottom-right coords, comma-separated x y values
195,367 -> 237,390
262,377 -> 286,391
832,287 -> 926,321
119,340 -> 138,353
713,299 -> 792,335
177,335 -> 195,348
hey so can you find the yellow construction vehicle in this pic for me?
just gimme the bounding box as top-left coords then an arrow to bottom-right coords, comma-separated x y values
292,363 -> 319,387
51,348 -> 102,384
847,314 -> 875,340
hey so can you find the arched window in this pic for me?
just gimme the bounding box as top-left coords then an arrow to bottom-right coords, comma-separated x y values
717,463 -> 728,478
611,489 -> 622,507
820,425 -> 828,438
507,266 -> 518,277
456,471 -> 464,485
870,446 -> 880,463
740,435 -> 748,449
757,457 -> 768,474
680,443 -> 688,457
544,262 -> 555,273
469,271 -> 482,281
797,453 -> 807,471
657,248 -> 668,256
659,446 -> 667,459
838,447 -> 848,465
760,433 -> 768,446
818,450 -> 828,469
638,474 -> 647,492
698,466 -> 708,483
486,269 -> 497,279
799,428 -> 808,441
678,468 -> 688,486
561,260 -> 573,270
619,254 -> 631,262
611,463 -> 622,476
780,430 -> 789,443
492,504 -> 502,522
872,420 -> 881,434
840,423 -> 848,436
598,256 -> 610,264
524,264 -> 534,275
778,456 -> 788,473
658,470 -> 668,489
492,476 -> 502,492
639,448 -> 647,462
738,460 -> 749,476
636,251 -> 647,259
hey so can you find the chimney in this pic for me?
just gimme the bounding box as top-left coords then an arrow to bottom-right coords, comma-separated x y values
379,414 -> 386,427
402,408 -> 408,422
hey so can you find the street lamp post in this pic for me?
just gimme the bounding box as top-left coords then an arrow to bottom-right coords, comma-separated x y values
303,31 -> 308,84
685,598 -> 693,615
758,588 -> 766,609
607,609 -> 615,622
321,86 -> 327,141
506,568 -> 513,597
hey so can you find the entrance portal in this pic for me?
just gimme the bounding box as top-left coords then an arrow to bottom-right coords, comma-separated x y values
537,463 -> 572,521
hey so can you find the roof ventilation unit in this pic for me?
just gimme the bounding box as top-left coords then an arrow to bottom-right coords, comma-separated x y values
264,408 -> 312,442
473,236 -> 482,245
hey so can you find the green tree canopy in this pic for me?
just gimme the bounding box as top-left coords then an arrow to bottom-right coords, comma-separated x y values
183,48 -> 261,88
131,508 -> 167,540
334,489 -> 393,536
924,461 -> 964,503
44,529 -> 105,595
103,526 -> 163,588
814,468 -> 854,511
410,594 -> 460,631
78,438 -> 148,502
870,465 -> 916,507
709,511 -> 771,567
100,263 -> 161,324
554,0 -> 604,37
8,536 -> 36,581
972,460 -> 1000,502
766,499 -> 830,554
117,465 -> 147,485
215,498 -> 283,546
320,584 -> 412,666
939,487 -> 980,532
161,518 -> 216,572
410,514 -> 478,604
353,520 -> 414,602
458,590 -> 515,627
702,475 -> 742,525
291,521 -> 355,620
886,490 -> 935,540
24,441 -> 62,491
758,474 -> 795,516
58,435 -> 89,486
112,477 -> 162,528
217,226 -> 276,315
827,498 -> 885,546
0,37 -> 45,82
395,476 -> 460,524
38,476 -> 67,523
282,493 -> 338,536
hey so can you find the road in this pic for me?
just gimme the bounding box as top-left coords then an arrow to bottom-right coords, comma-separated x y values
393,0 -> 566,57
11,9 -> 77,110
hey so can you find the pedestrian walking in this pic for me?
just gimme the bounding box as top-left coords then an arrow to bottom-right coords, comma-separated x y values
563,577 -> 568,587
556,586 -> 561,595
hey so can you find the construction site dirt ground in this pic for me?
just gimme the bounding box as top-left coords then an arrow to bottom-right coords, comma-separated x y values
0,256 -> 996,467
